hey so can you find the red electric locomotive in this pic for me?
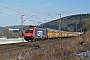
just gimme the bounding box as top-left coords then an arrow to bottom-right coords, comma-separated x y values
24,26 -> 36,42
24,25 -> 47,42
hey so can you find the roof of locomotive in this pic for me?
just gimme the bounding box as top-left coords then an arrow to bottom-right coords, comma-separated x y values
28,25 -> 36,27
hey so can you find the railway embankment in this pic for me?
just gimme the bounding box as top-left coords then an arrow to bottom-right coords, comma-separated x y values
26,37 -> 90,60
0,36 -> 90,60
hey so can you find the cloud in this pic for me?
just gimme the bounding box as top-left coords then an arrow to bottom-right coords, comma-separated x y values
59,9 -> 80,17
62,9 -> 71,13
45,3 -> 53,7
36,3 -> 53,10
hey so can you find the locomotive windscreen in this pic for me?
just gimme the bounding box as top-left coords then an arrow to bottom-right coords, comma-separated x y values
25,30 -> 33,33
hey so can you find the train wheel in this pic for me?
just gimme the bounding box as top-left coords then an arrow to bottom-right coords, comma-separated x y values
31,39 -> 35,42
24,39 -> 29,42
35,39 -> 38,41
28,40 -> 29,42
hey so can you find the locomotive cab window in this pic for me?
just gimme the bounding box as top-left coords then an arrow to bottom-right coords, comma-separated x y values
25,30 -> 33,33
25,30 -> 29,33
29,30 -> 33,33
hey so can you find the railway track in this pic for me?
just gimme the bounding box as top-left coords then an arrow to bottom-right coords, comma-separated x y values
0,37 -> 76,51
0,39 -> 56,51
0,37 -> 78,60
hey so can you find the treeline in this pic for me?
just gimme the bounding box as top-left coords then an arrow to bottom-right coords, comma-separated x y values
0,29 -> 22,38
42,13 -> 90,32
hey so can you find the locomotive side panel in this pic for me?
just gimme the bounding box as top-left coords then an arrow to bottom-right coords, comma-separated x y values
35,28 -> 47,39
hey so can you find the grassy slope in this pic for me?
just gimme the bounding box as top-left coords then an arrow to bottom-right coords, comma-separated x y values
24,32 -> 90,60
42,13 -> 90,32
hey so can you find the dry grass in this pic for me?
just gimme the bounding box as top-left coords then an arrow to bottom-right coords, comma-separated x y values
22,36 -> 90,60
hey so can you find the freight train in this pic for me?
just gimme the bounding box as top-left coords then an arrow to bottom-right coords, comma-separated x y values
23,25 -> 83,42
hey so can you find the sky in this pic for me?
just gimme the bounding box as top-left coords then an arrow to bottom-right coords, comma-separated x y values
0,0 -> 90,27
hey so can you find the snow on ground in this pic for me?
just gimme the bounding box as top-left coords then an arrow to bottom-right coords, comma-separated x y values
0,38 -> 27,44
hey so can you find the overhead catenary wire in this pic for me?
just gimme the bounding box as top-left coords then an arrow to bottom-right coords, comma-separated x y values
0,1 -> 41,20
34,16 -> 44,21
0,4 -> 22,14
2,0 -> 63,20
1,0 -> 29,17
1,0 -> 56,21
0,0 -> 23,18
0,11 -> 20,18
34,16 -> 49,23
48,14 -> 56,20
2,0 -> 48,16
24,15 -> 34,21
0,0 -> 57,26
